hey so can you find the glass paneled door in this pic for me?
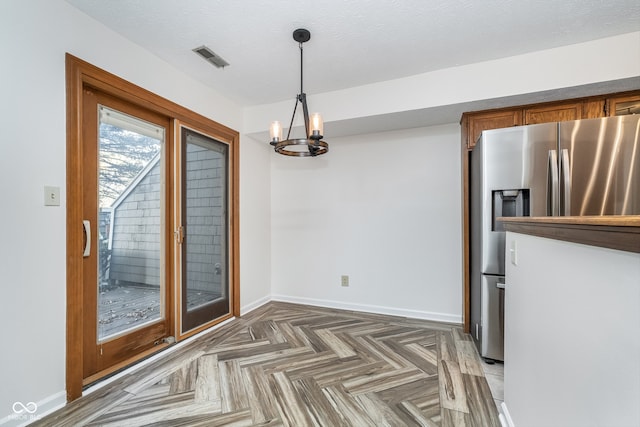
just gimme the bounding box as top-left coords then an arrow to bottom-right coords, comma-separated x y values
82,89 -> 172,380
177,126 -> 230,334
98,106 -> 164,340
66,54 -> 239,398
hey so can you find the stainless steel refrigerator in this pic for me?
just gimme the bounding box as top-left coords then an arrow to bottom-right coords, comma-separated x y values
470,114 -> 640,362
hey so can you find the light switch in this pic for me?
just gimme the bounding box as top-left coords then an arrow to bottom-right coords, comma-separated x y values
510,239 -> 518,266
44,186 -> 60,206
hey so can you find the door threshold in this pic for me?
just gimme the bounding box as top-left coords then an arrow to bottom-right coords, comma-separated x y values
81,316 -> 236,396
82,342 -> 171,388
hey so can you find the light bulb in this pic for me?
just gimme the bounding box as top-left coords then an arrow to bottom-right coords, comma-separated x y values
310,113 -> 323,139
270,121 -> 283,142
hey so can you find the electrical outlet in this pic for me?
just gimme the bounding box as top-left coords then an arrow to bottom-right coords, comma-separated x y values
341,275 -> 349,287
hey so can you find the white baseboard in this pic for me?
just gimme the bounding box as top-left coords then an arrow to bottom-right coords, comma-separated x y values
501,401 -> 515,427
271,294 -> 462,324
0,390 -> 66,427
240,295 -> 271,316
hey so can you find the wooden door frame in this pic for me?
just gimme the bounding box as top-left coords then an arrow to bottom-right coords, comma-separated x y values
66,54 -> 240,401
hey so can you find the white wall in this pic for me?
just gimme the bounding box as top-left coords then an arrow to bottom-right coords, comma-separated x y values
239,136 -> 272,313
503,233 -> 640,427
271,124 -> 462,322
0,0 -> 271,424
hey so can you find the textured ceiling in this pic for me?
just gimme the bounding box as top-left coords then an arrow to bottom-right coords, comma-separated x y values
66,0 -> 640,107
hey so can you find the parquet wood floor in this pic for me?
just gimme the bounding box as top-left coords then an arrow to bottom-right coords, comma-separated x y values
36,302 -> 500,426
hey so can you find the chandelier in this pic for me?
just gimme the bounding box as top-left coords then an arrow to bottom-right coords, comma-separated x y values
269,29 -> 328,157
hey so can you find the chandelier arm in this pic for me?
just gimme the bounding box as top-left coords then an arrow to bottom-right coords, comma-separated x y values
286,97 -> 299,141
300,93 -> 310,139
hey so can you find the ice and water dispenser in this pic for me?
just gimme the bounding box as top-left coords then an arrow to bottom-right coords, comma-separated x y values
492,189 -> 530,231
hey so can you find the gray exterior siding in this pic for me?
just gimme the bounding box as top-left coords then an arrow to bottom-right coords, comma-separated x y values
107,142 -> 226,295
184,142 -> 226,295
109,161 -> 161,287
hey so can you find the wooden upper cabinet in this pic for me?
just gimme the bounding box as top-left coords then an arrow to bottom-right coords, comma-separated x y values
523,102 -> 582,125
463,110 -> 522,149
461,90 -> 639,150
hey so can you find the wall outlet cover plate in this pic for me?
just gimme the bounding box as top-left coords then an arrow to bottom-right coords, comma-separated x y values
44,185 -> 61,206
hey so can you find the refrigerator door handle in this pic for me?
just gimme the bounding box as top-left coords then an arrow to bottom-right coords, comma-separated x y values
547,150 -> 559,216
560,149 -> 570,216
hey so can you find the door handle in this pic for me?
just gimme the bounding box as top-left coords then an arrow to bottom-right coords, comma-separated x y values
82,220 -> 91,257
547,150 -> 559,216
560,149 -> 570,216
496,283 -> 505,289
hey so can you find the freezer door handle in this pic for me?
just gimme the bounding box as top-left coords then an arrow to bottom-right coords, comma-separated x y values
547,150 -> 559,215
560,149 -> 570,216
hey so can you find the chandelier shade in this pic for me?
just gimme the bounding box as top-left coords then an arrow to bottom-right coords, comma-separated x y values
269,29 -> 328,157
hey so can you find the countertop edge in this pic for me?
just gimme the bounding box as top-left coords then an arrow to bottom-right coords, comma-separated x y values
498,216 -> 640,253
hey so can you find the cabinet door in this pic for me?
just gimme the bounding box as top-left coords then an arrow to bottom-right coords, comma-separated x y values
465,110 -> 522,149
524,102 -> 581,125
581,99 -> 606,119
607,94 -> 640,116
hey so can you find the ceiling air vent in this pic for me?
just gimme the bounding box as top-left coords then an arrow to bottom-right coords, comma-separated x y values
192,45 -> 229,69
